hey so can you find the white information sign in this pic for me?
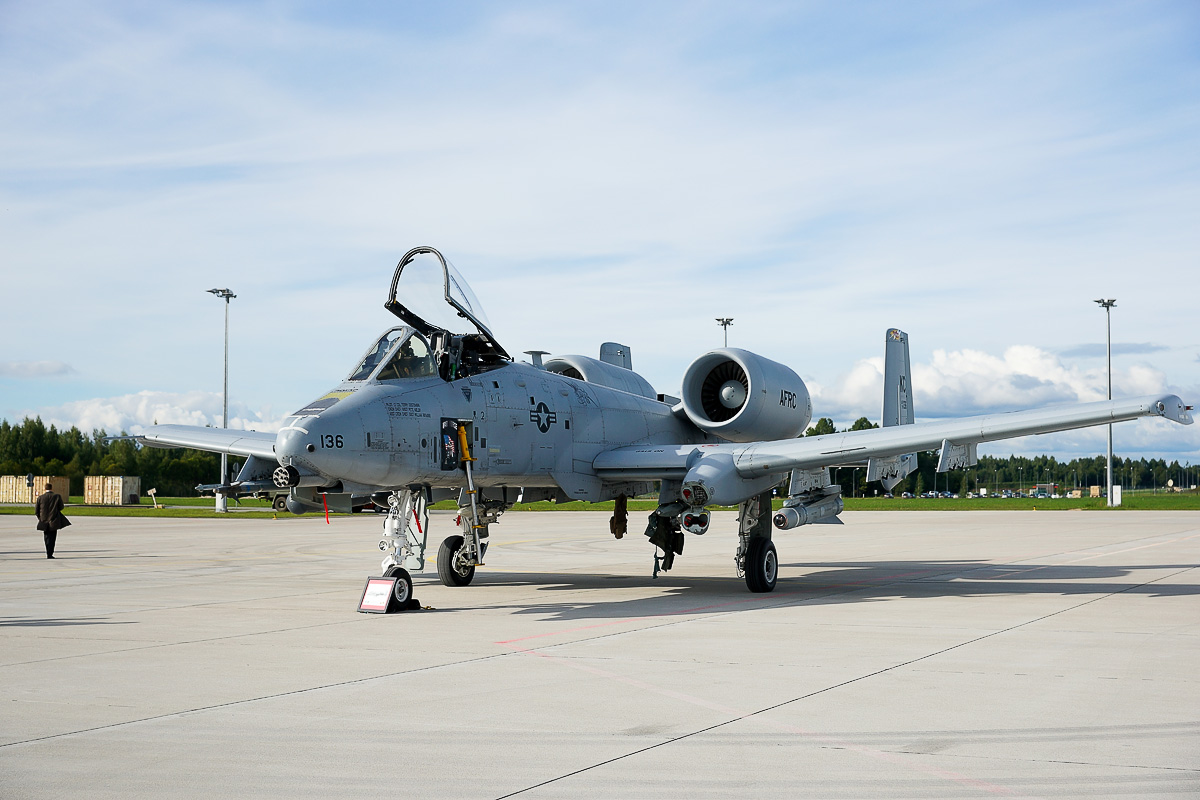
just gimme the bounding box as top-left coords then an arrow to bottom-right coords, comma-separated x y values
359,578 -> 396,613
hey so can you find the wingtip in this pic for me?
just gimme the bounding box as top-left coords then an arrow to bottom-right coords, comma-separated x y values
1156,395 -> 1193,425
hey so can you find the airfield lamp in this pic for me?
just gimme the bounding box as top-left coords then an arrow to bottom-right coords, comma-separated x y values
208,288 -> 237,513
716,318 -> 733,348
1094,298 -> 1116,506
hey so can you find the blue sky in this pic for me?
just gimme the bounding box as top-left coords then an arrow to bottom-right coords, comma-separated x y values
1,1 -> 1198,463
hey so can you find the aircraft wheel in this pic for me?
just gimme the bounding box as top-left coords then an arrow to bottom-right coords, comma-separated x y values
437,535 -> 475,587
384,565 -> 413,607
272,495 -> 288,512
744,538 -> 778,593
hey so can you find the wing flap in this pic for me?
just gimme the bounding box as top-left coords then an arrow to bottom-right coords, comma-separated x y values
136,424 -> 278,461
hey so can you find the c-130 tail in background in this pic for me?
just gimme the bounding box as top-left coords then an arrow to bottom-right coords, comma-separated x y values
135,248 -> 1193,602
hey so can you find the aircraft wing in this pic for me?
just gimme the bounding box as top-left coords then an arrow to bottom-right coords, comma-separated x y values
593,394 -> 1193,481
135,424 -> 279,461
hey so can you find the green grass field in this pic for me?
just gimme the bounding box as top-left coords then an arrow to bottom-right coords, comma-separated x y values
2,492 -> 1197,519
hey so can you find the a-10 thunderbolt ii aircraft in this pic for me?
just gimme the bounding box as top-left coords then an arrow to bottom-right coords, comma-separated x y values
135,247 -> 1193,605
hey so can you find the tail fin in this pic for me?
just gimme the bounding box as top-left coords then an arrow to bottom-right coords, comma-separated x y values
882,328 -> 913,427
867,328 -> 917,491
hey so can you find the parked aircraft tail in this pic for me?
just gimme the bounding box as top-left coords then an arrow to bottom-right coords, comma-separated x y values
867,328 -> 918,491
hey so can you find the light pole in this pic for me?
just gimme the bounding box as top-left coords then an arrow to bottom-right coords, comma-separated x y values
715,318 -> 733,348
208,288 -> 236,513
1095,299 -> 1116,506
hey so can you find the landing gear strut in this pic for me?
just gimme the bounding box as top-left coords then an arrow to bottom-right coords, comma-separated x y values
378,488 -> 430,575
434,423 -> 511,587
736,490 -> 777,593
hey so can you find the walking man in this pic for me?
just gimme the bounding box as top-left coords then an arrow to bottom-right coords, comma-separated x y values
35,483 -> 66,559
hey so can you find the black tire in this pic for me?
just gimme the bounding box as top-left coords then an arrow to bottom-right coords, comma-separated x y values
437,535 -> 475,587
744,538 -> 778,593
384,566 -> 413,608
272,495 -> 288,512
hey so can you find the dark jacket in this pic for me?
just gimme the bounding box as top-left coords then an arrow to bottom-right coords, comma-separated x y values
35,491 -> 64,527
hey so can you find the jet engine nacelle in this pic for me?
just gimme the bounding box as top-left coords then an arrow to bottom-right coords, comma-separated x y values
544,355 -> 657,399
680,348 -> 812,442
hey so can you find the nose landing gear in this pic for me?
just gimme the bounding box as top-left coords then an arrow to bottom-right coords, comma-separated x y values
378,489 -> 429,575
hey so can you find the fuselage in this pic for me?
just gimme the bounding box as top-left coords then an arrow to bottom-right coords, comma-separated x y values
274,359 -> 705,500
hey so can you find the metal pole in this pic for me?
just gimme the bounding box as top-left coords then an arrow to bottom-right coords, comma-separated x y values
209,288 -> 236,513
1094,300 -> 1114,506
716,318 -> 733,348
220,296 -> 229,513
1106,304 -> 1112,506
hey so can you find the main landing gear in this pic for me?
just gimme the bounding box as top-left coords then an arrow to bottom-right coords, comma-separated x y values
437,534 -> 475,586
735,490 -> 777,593
646,484 -> 781,592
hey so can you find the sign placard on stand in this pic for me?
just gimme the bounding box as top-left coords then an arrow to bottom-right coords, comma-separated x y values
359,577 -> 397,613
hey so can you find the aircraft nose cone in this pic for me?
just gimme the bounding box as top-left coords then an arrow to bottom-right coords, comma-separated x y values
275,425 -> 314,469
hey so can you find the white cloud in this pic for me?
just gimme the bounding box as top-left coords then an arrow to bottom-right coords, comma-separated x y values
32,391 -> 285,436
808,344 -> 1199,461
0,2 -> 1196,461
810,345 -> 1185,419
0,361 -> 75,378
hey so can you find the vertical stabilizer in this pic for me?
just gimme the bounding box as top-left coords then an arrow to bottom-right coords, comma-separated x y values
882,328 -> 913,427
867,328 -> 917,491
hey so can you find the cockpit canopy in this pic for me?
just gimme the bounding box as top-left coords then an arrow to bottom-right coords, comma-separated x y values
348,327 -> 437,382
382,247 -> 510,380
385,248 -> 506,353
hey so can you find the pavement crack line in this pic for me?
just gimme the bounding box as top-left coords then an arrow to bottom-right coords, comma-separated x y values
0,649 -> 512,750
492,565 -> 1199,800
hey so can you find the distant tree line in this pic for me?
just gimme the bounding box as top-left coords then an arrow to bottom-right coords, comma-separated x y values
0,417 -> 222,497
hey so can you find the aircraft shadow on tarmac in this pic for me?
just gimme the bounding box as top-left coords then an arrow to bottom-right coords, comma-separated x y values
424,560 -> 1200,622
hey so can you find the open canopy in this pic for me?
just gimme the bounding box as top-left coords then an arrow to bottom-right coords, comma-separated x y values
384,247 -> 509,360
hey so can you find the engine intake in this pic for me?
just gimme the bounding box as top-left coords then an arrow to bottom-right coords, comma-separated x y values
680,348 -> 811,442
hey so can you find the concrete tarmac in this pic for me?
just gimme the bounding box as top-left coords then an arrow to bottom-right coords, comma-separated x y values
1,510 -> 1198,798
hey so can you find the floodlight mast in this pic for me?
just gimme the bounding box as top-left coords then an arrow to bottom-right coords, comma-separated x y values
716,318 -> 733,348
1095,298 -> 1116,507
208,288 -> 236,513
